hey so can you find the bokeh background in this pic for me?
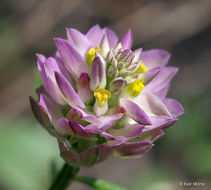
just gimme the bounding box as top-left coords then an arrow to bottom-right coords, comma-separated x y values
0,0 -> 211,189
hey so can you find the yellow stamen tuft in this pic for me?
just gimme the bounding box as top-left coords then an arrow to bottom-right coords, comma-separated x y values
127,79 -> 145,97
94,88 -> 111,107
134,62 -> 148,75
86,46 -> 101,66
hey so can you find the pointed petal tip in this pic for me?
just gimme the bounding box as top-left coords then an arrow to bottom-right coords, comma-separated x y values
54,37 -> 65,45
120,29 -> 133,50
55,71 -> 85,109
29,95 -> 34,101
53,37 -> 60,42
120,98 -> 152,125
36,53 -> 46,63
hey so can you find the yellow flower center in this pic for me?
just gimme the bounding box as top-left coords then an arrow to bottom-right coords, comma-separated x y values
127,78 -> 145,97
134,62 -> 148,75
86,46 -> 101,66
94,88 -> 111,107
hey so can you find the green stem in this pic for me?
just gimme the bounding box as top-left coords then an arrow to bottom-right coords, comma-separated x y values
48,163 -> 80,190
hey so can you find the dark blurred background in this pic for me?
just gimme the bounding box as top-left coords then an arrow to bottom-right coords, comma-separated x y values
0,0 -> 211,189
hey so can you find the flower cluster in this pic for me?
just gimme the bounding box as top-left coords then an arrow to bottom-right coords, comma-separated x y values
30,25 -> 184,167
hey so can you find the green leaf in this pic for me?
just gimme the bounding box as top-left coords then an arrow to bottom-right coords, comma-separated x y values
76,176 -> 127,190
0,117 -> 63,190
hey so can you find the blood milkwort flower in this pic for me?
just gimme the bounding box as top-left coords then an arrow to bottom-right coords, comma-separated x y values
30,25 -> 184,167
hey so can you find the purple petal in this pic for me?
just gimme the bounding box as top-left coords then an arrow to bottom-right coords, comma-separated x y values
141,49 -> 171,69
37,54 -> 48,93
57,118 -> 96,140
109,124 -> 144,139
57,137 -> 81,167
90,52 -> 106,90
99,113 -> 123,130
56,117 -> 73,135
100,34 -> 110,57
143,116 -> 177,132
96,52 -> 106,88
96,144 -> 112,163
109,77 -> 126,95
106,136 -> 128,147
136,93 -> 172,118
85,125 -> 116,140
86,24 -> 104,46
135,128 -> 165,142
163,98 -> 184,117
54,38 -> 88,80
144,67 -> 178,98
120,98 -> 152,125
38,93 -> 62,125
55,51 -> 74,83
30,96 -> 55,136
133,48 -> 142,62
139,67 -> 161,85
114,141 -> 153,158
68,120 -> 96,140
43,57 -> 66,104
85,125 -> 129,146
90,57 -> 100,91
119,29 -> 133,50
104,27 -> 118,48
77,73 -> 91,103
154,83 -> 170,98
69,104 -> 101,124
66,28 -> 92,57
55,71 -> 85,108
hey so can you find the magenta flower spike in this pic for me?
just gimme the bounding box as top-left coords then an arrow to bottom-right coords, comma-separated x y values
30,25 -> 184,169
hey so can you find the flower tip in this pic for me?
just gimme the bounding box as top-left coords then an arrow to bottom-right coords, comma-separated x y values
93,24 -> 101,29
120,29 -> 133,50
125,29 -> 132,38
159,49 -> 171,58
53,37 -> 64,45
65,27 -> 69,32
36,53 -> 46,63
66,27 -> 78,35
29,96 -> 35,103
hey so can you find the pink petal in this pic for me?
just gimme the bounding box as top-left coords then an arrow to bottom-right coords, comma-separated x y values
104,27 -> 118,48
141,49 -> 171,69
114,141 -> 153,158
57,118 -> 96,140
119,29 -> 133,50
86,24 -> 104,46
55,71 -> 85,108
120,98 -> 152,125
77,73 -> 91,103
163,98 -> 184,117
66,28 -> 92,57
38,93 -> 62,125
54,38 -> 88,80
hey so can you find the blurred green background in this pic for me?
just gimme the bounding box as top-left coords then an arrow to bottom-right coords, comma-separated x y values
0,0 -> 211,189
